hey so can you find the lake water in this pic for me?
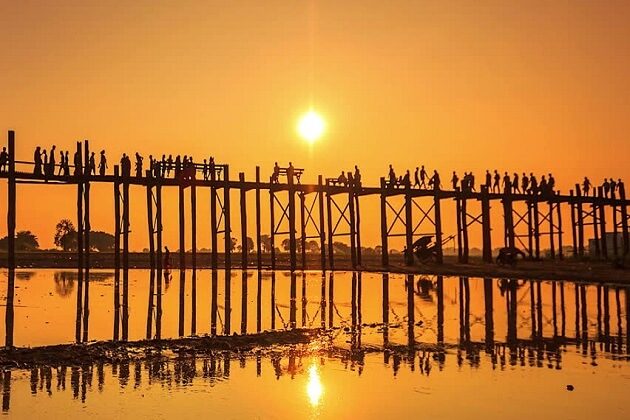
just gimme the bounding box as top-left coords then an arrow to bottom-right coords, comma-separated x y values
0,269 -> 628,419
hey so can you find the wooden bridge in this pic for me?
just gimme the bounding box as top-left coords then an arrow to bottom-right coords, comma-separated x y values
2,130 -> 630,347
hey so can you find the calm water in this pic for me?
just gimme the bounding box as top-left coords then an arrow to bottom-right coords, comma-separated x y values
0,269 -> 629,418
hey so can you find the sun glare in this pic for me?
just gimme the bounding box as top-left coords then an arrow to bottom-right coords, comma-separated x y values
306,363 -> 323,406
297,110 -> 325,143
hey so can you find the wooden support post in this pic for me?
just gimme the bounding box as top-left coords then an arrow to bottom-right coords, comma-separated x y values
191,176 -> 197,335
349,186 -> 358,268
82,140 -> 91,343
575,185 -> 585,257
355,192 -> 362,267
532,199 -> 540,259
598,187 -> 608,259
113,166 -> 121,341
548,201 -> 555,259
570,191 -> 577,258
178,181 -> 185,336
145,173 -> 155,340
527,201 -> 534,258
481,186 -> 492,263
155,178 -> 163,340
122,165 -> 130,341
557,201 -> 563,259
455,190 -> 463,261
288,173 -> 297,271
434,189 -> 443,264
461,196 -> 469,263
612,189 -> 619,257
75,141 -> 84,343
326,190 -> 335,270
619,183 -> 629,256
403,181 -> 413,266
210,165 -> 218,268
593,189 -> 600,257
224,166 -> 232,269
5,131 -> 16,348
239,172 -> 248,269
502,196 -> 515,249
211,269 -> 218,336
380,178 -> 389,267
299,191 -> 306,269
269,186 -> 276,270
318,175 -> 326,270
255,167 -> 262,269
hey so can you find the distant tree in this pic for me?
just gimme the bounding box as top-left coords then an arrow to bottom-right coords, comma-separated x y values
229,237 -> 237,252
260,234 -> 271,253
0,230 -> 40,251
332,241 -> 350,255
281,238 -> 290,252
91,231 -> 115,252
54,219 -> 77,251
306,240 -> 320,253
245,237 -> 255,253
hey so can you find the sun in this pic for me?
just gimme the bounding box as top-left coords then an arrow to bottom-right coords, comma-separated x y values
297,110 -> 325,143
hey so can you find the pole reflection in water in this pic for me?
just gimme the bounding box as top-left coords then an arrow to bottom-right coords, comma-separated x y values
211,269 -> 218,336
224,268 -> 231,335
241,271 -> 248,334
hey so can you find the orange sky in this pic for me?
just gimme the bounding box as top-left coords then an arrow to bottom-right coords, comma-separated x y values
1,1 -> 629,251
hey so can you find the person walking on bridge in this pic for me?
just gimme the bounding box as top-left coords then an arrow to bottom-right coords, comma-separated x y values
502,172 -> 511,194
603,178 -> 611,198
582,177 -> 591,196
521,173 -> 529,194
492,170 -> 500,193
388,164 -> 397,186
98,150 -> 107,176
419,165 -> 428,188
529,173 -> 538,195
354,165 -> 362,187
429,170 -> 441,190
485,170 -> 491,190
451,171 -> 459,190
512,173 -> 520,194
414,167 -> 421,188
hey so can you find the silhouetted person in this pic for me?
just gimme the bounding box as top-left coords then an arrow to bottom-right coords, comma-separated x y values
202,159 -> 208,180
539,175 -> 548,196
97,150 -> 106,176
529,173 -> 538,195
451,171 -> 459,190
166,154 -> 174,177
57,150 -> 65,175
617,179 -> 624,195
63,151 -> 70,176
337,171 -> 347,186
347,172 -> 354,188
271,162 -> 280,183
388,164 -> 396,186
134,153 -> 143,178
0,147 -> 7,173
88,152 -> 96,175
121,153 -> 131,178
512,173 -> 520,194
548,173 -> 555,194
603,178 -> 610,198
610,178 -> 617,196
582,177 -> 591,196
429,170 -> 440,190
502,171 -> 511,194
493,170 -> 500,193
47,146 -> 56,177
469,172 -> 476,192
172,155 -> 179,178
521,172 -> 529,193
34,147 -> 43,175
413,167 -> 420,188
419,165 -> 427,188
287,161 -> 295,184
402,170 -> 410,187
354,165 -> 361,187
485,170 -> 491,189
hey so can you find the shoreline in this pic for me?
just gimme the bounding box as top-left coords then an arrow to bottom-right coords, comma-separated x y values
1,251 -> 628,284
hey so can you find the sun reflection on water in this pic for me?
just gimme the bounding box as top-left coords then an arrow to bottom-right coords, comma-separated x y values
306,362 -> 323,407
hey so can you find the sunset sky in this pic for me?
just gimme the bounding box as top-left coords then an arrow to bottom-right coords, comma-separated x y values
1,1 -> 629,250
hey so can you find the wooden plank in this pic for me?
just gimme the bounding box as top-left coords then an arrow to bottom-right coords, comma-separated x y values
113,165 -> 121,341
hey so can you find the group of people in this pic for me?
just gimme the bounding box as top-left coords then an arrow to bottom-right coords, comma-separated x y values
334,165 -> 362,187
580,177 -> 625,198
486,171 -> 556,196
387,165 -> 441,190
30,146 -> 108,177
271,162 -> 303,184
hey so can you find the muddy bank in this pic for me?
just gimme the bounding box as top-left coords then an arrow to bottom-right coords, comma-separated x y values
1,252 -> 628,284
0,329 -> 320,369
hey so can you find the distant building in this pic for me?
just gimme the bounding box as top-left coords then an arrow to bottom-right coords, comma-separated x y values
588,232 -> 624,256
